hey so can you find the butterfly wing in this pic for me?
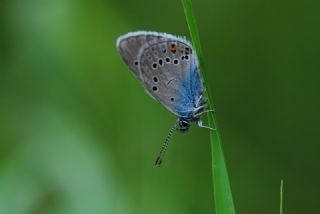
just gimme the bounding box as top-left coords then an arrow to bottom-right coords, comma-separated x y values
138,39 -> 204,118
117,32 -> 204,118
116,32 -> 168,82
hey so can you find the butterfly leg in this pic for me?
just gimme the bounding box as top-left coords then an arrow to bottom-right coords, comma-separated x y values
193,108 -> 215,118
197,120 -> 216,131
202,109 -> 215,114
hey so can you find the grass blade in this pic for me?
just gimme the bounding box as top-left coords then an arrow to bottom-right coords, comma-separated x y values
280,180 -> 284,214
181,0 -> 236,213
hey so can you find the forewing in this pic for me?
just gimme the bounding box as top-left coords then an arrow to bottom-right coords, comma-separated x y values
117,31 -> 204,117
139,38 -> 203,117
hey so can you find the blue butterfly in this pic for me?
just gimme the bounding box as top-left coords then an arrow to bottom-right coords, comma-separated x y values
116,31 -> 214,166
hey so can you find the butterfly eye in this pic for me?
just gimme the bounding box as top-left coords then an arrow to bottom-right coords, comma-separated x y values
179,120 -> 189,127
134,60 -> 139,66
170,97 -> 175,102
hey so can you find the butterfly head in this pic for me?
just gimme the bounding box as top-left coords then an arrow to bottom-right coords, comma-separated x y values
177,119 -> 191,132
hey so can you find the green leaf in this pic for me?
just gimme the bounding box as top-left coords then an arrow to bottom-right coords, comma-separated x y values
181,0 -> 236,213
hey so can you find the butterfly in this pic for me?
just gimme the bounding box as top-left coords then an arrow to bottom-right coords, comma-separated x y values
116,31 -> 214,166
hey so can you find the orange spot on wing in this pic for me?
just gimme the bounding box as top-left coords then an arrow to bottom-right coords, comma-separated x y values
170,43 -> 177,53
170,47 -> 177,53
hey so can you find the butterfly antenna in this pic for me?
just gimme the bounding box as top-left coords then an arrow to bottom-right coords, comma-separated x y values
155,121 -> 178,167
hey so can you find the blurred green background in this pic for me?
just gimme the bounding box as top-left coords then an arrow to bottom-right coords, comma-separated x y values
1,0 -> 319,213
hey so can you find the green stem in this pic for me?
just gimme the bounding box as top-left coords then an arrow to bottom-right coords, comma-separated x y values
181,0 -> 236,213
280,180 -> 284,214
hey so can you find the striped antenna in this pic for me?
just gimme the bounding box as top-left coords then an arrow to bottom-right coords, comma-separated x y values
155,121 -> 178,166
